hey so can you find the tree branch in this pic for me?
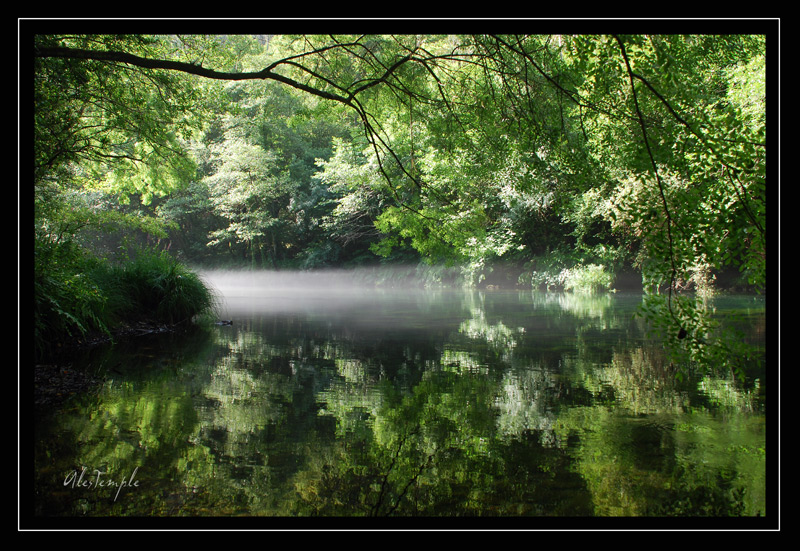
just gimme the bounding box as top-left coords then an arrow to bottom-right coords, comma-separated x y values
35,44 -> 443,217
614,35 -> 679,315
35,46 -> 353,106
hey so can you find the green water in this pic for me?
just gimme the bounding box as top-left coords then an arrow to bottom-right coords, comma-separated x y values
32,272 -> 768,525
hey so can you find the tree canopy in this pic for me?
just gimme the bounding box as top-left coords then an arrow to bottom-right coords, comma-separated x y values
30,28 -> 770,373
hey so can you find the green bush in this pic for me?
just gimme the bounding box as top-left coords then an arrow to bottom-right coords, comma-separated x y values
105,248 -> 217,325
562,263 -> 615,294
34,239 -> 112,359
523,251 -> 572,290
34,241 -> 216,360
521,253 -> 615,294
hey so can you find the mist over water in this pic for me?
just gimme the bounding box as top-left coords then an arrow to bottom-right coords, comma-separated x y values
196,268 -> 448,320
200,267 -> 408,293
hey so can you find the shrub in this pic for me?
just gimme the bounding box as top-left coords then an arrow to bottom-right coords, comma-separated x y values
523,252 -> 572,290
110,249 -> 217,325
562,263 -> 615,294
34,239 -> 112,359
521,253 -> 615,294
34,241 -> 216,360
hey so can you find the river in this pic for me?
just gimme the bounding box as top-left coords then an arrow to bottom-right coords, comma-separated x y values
31,270 -> 769,526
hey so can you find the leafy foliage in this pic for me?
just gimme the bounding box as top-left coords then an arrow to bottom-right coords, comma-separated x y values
32,32 -> 768,374
34,239 -> 216,360
34,34 -> 211,205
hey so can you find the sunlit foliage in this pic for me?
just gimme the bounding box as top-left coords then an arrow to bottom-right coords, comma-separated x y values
32,30 -> 768,376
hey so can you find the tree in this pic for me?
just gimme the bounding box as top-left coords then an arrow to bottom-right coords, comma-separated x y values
32,31 -> 769,374
33,35 -> 213,205
203,130 -> 290,267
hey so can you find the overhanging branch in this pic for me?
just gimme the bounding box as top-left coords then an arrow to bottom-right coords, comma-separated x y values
35,46 -> 353,106
36,43 -> 455,229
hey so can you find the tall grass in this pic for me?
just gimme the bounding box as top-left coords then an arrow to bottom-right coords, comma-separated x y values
105,249 -> 216,325
34,241 -> 216,360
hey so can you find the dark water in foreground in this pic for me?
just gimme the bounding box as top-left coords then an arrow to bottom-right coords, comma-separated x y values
32,271 -> 768,524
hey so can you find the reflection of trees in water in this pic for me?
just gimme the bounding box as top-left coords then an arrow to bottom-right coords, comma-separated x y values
552,339 -> 766,517
495,366 -> 561,448
698,376 -> 762,412
602,344 -> 689,415
459,310 -> 523,351
35,291 -> 766,517
290,369 -> 595,516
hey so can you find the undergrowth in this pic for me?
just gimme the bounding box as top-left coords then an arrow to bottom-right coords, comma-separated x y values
34,241 -> 215,361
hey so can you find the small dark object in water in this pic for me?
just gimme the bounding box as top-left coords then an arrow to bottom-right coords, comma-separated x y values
677,327 -> 687,340
215,320 -> 233,326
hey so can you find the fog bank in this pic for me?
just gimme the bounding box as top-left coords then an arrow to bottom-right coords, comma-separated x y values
196,268 -> 443,318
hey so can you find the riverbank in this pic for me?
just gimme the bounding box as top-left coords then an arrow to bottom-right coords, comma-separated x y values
33,319 -> 195,409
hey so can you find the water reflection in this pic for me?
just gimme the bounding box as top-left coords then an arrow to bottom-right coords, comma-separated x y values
33,272 -> 767,521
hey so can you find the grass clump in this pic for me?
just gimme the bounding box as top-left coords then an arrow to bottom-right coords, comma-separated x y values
34,241 -> 215,361
107,249 -> 216,325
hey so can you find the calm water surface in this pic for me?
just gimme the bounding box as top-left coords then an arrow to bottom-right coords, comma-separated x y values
33,271 -> 768,523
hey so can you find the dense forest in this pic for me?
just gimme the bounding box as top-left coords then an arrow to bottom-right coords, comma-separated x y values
31,31 -> 768,375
